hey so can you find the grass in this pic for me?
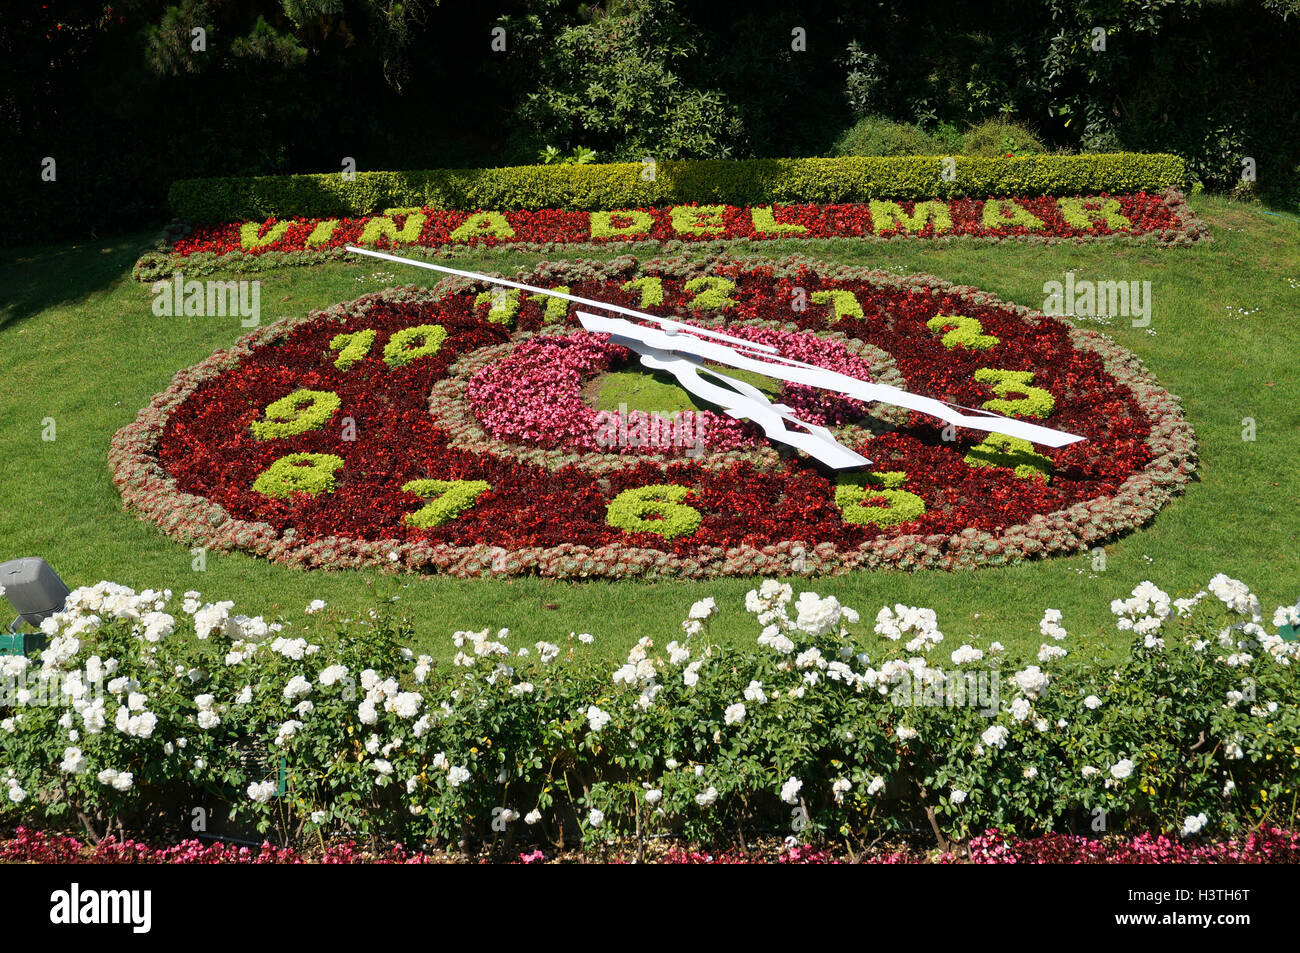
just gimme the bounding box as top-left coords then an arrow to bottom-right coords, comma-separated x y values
593,364 -> 781,413
1,194 -> 1297,665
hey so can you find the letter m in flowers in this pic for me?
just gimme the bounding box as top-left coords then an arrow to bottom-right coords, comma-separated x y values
869,200 -> 953,235
359,213 -> 428,246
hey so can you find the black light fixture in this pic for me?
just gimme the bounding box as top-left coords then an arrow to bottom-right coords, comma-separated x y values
1,558 -> 70,650
1282,600 -> 1300,644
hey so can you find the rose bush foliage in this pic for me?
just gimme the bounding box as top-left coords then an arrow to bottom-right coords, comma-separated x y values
2,574 -> 1296,852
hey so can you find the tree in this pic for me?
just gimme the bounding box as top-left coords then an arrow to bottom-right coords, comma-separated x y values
500,0 -> 744,161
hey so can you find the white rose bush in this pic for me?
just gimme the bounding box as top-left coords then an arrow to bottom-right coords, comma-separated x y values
0,574 -> 1297,854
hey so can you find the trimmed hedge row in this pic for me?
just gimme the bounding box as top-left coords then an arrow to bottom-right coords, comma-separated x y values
168,154 -> 1189,223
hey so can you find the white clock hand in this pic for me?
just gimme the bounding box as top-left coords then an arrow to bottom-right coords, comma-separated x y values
344,246 -> 779,353
582,312 -> 1085,450
344,246 -> 1085,459
634,345 -> 873,469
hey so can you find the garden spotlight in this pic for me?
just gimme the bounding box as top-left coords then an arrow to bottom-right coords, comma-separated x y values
1,557 -> 70,632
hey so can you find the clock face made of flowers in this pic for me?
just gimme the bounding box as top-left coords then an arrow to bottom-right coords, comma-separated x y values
112,255 -> 1197,579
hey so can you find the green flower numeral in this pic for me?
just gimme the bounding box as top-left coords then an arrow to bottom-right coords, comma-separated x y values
473,287 -> 570,325
533,284 -> 569,321
812,289 -> 864,322
402,479 -> 491,528
475,289 -> 522,326
383,324 -> 448,368
973,368 -> 1055,418
252,453 -> 344,499
927,315 -> 999,350
684,276 -> 737,311
250,389 -> 342,441
835,471 -> 926,527
329,329 -> 377,370
529,286 -> 570,323
622,276 -> 664,308
965,434 -> 1054,482
606,484 -> 702,539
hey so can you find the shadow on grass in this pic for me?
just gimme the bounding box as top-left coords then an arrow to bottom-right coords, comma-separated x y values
0,231 -> 156,332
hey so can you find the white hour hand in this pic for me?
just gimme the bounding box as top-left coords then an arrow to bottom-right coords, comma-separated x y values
633,345 -> 872,469
578,312 -> 1085,451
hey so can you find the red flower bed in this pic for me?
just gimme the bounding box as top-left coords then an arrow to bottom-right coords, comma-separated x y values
961,827 -> 1300,864
110,256 -> 1197,579
171,194 -> 1182,254
135,190 -> 1207,280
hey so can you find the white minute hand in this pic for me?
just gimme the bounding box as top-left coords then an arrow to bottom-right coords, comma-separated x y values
635,343 -> 874,469
577,312 -> 1086,451
341,245 -> 1085,456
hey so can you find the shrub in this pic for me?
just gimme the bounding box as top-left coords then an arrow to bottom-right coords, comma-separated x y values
7,574 -> 1292,852
961,120 -> 1047,157
166,154 -> 1189,223
831,116 -> 943,157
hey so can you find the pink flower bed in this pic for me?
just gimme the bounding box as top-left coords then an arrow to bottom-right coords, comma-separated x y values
465,324 -> 878,457
960,827 -> 1300,864
5,826 -> 1296,864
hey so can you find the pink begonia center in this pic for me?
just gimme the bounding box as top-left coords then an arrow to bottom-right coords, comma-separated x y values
465,325 -> 877,457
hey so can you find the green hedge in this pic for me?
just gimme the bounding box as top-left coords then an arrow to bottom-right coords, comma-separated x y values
168,153 -> 1188,223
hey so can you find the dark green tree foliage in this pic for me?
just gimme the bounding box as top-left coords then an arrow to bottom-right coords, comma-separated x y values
821,0 -> 1300,195
229,17 -> 311,67
2,0 -> 485,240
3,0 -> 1299,242
142,0 -> 214,75
498,0 -> 743,161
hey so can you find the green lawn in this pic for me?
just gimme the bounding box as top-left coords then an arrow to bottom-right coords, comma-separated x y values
1,195 -> 1297,665
595,365 -> 782,413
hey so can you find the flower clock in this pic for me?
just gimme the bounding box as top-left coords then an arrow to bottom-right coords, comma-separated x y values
111,254 -> 1197,578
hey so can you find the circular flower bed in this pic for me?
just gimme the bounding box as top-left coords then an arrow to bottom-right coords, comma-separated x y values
433,321 -> 906,471
110,254 -> 1197,578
